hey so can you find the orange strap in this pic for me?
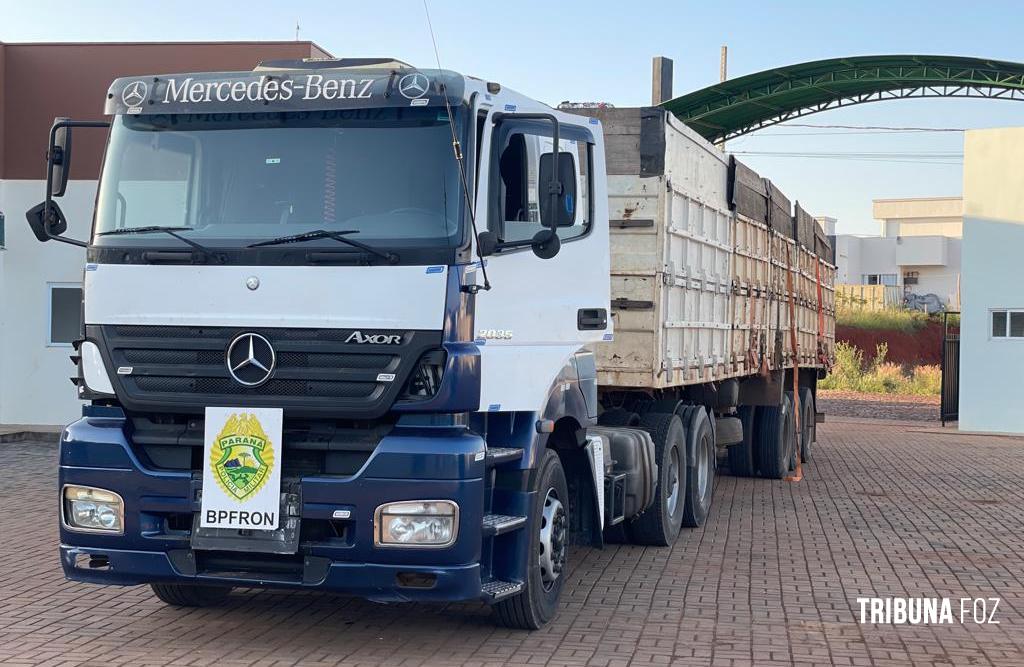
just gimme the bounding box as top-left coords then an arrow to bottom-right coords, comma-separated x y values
785,244 -> 802,483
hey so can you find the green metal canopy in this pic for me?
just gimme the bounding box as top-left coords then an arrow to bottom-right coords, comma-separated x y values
662,55 -> 1024,142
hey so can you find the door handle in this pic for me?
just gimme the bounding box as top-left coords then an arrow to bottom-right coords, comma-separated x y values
577,308 -> 608,330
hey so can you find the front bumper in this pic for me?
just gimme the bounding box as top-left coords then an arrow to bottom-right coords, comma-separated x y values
59,545 -> 481,602
59,408 -> 490,602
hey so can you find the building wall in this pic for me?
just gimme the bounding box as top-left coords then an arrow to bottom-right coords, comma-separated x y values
959,127 -> 1024,434
0,180 -> 96,424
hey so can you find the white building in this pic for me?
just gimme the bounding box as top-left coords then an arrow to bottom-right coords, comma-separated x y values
959,127 -> 1024,434
833,197 -> 963,311
0,40 -> 330,426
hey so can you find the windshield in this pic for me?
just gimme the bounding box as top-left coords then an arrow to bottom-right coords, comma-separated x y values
93,108 -> 465,248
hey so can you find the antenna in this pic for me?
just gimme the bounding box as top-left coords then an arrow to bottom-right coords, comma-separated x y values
295,19 -> 300,41
422,0 -> 491,291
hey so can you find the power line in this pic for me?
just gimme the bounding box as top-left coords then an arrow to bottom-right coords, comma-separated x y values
778,123 -> 965,132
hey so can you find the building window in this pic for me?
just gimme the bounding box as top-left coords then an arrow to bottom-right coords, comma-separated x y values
863,274 -> 897,286
991,309 -> 1024,339
48,284 -> 83,346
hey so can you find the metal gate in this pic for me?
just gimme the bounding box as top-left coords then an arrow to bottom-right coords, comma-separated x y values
940,311 -> 960,426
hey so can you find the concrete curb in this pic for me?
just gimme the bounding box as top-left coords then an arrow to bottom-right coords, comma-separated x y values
0,427 -> 62,444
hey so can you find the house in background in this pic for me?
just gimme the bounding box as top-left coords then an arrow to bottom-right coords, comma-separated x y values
0,40 -> 331,426
833,197 -> 963,312
959,127 -> 1024,435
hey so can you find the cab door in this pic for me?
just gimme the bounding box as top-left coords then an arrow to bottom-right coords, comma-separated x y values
472,111 -> 610,412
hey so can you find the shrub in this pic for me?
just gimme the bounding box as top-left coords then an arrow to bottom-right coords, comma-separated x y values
820,341 -> 940,395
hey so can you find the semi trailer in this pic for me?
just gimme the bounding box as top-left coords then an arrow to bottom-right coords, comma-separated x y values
28,57 -> 834,630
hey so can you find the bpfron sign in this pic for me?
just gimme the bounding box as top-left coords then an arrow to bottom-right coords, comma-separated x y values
201,407 -> 283,530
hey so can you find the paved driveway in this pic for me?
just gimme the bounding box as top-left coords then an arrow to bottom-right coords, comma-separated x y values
2,419 -> 1023,666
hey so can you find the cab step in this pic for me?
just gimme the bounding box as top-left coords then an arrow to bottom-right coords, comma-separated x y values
482,513 -> 527,536
485,447 -> 523,467
481,579 -> 523,602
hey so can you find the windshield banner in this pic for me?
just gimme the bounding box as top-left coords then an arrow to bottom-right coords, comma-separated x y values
106,68 -> 464,115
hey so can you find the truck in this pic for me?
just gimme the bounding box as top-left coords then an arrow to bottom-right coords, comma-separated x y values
28,57 -> 834,630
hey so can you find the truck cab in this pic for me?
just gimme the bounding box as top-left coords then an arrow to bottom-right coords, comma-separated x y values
32,58 -> 615,629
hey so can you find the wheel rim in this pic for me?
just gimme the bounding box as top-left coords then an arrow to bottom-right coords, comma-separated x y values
665,446 -> 681,516
538,488 -> 566,591
697,435 -> 710,500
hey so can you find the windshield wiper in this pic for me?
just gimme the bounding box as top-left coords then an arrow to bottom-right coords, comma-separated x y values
96,226 -> 223,262
248,229 -> 398,264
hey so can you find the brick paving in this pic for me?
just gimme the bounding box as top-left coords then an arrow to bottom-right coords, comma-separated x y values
2,419 -> 1023,666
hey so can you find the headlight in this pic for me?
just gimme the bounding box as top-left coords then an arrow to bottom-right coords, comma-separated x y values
80,341 -> 115,395
62,485 -> 124,534
374,500 -> 458,547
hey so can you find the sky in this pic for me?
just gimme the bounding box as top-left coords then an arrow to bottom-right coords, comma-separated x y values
3,0 -> 1022,235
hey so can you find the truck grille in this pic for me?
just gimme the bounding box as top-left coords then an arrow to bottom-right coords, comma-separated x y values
89,324 -> 443,419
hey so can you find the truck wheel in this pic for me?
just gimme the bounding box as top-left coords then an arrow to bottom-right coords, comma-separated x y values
494,448 -> 568,630
150,583 -> 232,607
798,386 -> 815,463
755,394 -> 795,480
726,406 -> 758,477
629,413 -> 686,546
681,408 -> 714,528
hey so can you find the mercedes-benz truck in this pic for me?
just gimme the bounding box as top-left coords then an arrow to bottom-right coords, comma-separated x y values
28,57 -> 834,629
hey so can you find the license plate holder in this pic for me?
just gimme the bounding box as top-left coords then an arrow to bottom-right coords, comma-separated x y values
190,489 -> 301,554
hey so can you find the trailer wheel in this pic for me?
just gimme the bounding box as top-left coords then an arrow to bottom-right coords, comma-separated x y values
628,412 -> 686,546
681,408 -> 714,528
493,448 -> 568,630
798,386 -> 815,463
726,406 -> 758,477
150,583 -> 232,607
755,394 -> 795,480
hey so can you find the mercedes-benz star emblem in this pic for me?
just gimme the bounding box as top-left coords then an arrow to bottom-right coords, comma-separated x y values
398,73 -> 430,100
121,80 -> 148,107
246,276 -> 260,291
226,333 -> 276,387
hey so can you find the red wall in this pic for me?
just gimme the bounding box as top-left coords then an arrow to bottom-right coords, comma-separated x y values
836,321 -> 944,366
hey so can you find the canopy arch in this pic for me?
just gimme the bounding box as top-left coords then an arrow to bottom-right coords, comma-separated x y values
662,55 -> 1024,142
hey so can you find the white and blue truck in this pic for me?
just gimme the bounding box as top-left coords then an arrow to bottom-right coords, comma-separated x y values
27,57 -> 834,629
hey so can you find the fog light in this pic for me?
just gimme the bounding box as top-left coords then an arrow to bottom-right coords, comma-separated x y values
63,485 -> 124,534
374,500 -> 458,548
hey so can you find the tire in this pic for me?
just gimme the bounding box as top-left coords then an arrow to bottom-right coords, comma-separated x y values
598,407 -> 638,427
150,583 -> 232,607
726,406 -> 758,477
682,408 -> 715,528
494,449 -> 569,630
628,412 -> 687,546
798,386 -> 815,463
755,394 -> 795,480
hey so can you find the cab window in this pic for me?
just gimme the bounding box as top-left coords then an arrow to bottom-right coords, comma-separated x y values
493,124 -> 592,245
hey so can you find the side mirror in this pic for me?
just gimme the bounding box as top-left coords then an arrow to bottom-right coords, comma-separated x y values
538,151 -> 578,228
49,117 -> 73,198
531,228 -> 560,259
26,201 -> 69,242
476,230 -> 498,256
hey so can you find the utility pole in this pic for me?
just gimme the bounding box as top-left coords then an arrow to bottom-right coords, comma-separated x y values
652,56 -> 674,106
718,46 -> 728,150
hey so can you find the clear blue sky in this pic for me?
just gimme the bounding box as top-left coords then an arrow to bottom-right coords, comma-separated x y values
4,0 -> 1022,234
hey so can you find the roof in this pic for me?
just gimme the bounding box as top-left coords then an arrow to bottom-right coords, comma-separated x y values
661,55 -> 1024,141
